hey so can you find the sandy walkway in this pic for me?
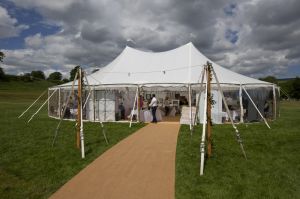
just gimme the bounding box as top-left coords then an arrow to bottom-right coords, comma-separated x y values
50,122 -> 180,199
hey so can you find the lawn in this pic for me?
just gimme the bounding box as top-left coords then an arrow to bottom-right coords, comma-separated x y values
0,81 -> 144,199
176,100 -> 300,199
1,81 -> 299,199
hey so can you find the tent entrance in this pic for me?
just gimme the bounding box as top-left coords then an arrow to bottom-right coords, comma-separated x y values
138,90 -> 191,123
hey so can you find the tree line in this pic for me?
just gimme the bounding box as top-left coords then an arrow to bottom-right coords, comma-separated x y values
0,52 -> 84,84
259,76 -> 300,100
0,67 -> 74,84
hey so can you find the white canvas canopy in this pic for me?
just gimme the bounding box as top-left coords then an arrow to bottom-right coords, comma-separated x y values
48,42 -> 278,125
56,42 -> 273,88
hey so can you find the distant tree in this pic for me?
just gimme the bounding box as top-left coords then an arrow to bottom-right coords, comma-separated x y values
0,67 -> 5,80
259,76 -> 278,84
47,72 -> 62,83
0,52 -> 6,81
31,70 -> 45,80
0,51 -> 4,62
279,81 -> 293,99
21,73 -> 33,82
62,78 -> 69,83
291,77 -> 300,99
70,65 -> 80,81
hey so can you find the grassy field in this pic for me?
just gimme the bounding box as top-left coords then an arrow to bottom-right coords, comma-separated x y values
1,80 -> 299,198
176,101 -> 300,198
0,81 -> 144,199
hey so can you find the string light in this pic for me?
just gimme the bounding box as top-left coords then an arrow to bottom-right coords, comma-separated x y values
95,64 -> 203,75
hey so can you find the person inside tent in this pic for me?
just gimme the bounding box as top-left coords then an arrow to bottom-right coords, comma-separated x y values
264,100 -> 270,118
149,94 -> 158,123
164,96 -> 170,115
118,102 -> 125,120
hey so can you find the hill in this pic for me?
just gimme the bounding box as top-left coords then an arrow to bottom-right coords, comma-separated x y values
0,80 -> 55,101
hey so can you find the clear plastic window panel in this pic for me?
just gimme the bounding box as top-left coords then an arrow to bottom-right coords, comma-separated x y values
48,89 -> 60,118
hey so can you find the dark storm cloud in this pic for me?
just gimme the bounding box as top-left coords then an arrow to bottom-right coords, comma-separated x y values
243,0 -> 300,51
249,0 -> 300,26
81,26 -> 118,43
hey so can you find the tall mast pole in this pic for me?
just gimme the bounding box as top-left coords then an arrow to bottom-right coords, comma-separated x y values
207,62 -> 212,158
76,68 -> 81,149
80,67 -> 85,158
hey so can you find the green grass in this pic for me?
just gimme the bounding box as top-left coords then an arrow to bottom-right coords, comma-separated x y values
0,81 -> 144,199
176,101 -> 300,199
0,80 -> 55,101
1,81 -> 299,198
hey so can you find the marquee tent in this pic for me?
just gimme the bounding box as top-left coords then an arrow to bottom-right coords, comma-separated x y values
48,42 -> 279,124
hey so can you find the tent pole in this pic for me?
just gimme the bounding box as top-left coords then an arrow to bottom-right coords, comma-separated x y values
273,85 -> 276,120
27,89 -> 58,123
194,68 -> 205,126
278,87 -> 281,117
93,87 -> 96,122
58,88 -> 61,118
104,91 -> 107,121
76,68 -> 82,149
200,65 -> 208,176
188,84 -> 192,131
206,63 -> 212,158
188,43 -> 192,84
242,86 -> 271,129
48,89 -> 50,117
82,72 -> 92,110
129,87 -> 138,128
193,94 -> 200,127
280,87 -> 290,100
95,90 -> 108,144
239,84 -> 244,123
18,90 -> 46,118
82,91 -> 92,109
211,66 -> 247,159
80,69 -> 85,158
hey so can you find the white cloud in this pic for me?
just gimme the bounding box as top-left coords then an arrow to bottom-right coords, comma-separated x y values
2,0 -> 300,78
0,5 -> 28,38
25,33 -> 43,48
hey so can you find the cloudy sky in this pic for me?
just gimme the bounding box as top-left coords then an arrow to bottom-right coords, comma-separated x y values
0,0 -> 299,78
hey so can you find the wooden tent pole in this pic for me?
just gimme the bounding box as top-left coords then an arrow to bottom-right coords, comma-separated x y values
207,62 -> 212,158
193,68 -> 205,126
129,87 -> 138,128
200,65 -> 208,176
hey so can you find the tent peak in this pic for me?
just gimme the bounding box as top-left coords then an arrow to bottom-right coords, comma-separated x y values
124,42 -> 196,55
